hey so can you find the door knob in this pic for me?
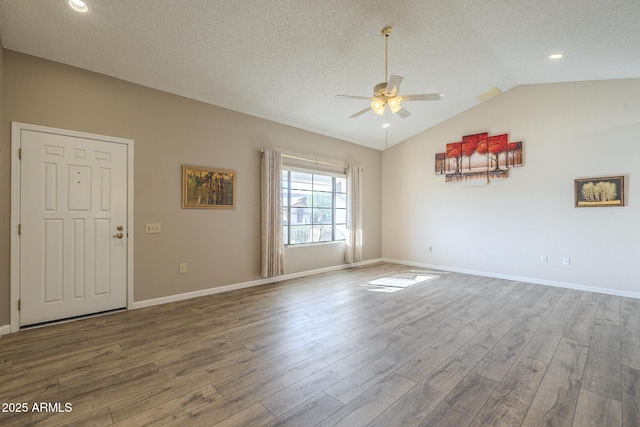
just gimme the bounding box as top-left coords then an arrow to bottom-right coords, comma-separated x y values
113,233 -> 124,239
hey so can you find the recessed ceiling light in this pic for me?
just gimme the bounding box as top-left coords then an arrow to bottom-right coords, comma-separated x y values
382,123 -> 390,128
67,0 -> 90,13
549,53 -> 563,60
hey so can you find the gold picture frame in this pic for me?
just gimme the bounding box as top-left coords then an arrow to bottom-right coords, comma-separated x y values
182,165 -> 236,209
574,175 -> 624,207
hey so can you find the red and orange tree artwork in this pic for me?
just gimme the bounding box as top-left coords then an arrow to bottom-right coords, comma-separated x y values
434,152 -> 446,174
435,132 -> 524,182
508,141 -> 523,167
445,142 -> 462,174
461,133 -> 487,173
476,133 -> 508,172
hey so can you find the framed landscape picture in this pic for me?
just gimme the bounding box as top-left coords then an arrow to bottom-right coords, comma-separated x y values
182,165 -> 236,209
574,176 -> 624,207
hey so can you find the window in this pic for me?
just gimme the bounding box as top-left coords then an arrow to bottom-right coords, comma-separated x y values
282,169 -> 346,245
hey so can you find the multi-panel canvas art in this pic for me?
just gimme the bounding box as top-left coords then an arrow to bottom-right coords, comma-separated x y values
436,132 -> 523,184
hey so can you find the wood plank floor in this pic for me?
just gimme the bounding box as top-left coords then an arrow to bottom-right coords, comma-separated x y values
1,262 -> 638,426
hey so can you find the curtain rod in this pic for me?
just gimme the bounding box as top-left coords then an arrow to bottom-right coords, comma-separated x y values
261,149 -> 347,169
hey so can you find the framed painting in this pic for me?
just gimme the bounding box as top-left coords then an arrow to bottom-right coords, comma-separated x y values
182,165 -> 236,209
574,176 -> 624,207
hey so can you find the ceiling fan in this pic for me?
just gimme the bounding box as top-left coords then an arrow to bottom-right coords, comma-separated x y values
336,26 -> 444,119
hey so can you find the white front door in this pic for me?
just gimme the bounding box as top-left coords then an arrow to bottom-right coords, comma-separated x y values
19,129 -> 128,326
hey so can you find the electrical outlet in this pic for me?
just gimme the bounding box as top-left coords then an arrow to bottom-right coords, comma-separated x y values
179,263 -> 187,274
540,255 -> 548,263
563,257 -> 570,265
145,223 -> 161,234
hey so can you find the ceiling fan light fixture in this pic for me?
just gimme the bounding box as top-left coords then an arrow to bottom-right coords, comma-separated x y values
372,106 -> 386,116
336,26 -> 444,120
371,99 -> 386,115
388,96 -> 403,113
389,104 -> 402,114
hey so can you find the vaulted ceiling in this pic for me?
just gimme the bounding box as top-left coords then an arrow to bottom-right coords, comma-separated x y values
1,0 -> 639,150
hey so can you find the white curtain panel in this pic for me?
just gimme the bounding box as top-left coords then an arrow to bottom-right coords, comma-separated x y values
345,165 -> 363,264
261,149 -> 285,278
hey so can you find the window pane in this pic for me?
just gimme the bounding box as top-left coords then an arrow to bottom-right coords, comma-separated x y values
283,226 -> 289,245
290,172 -> 313,190
335,208 -> 346,224
290,190 -> 311,208
313,175 -> 332,192
291,208 -> 311,225
335,177 -> 346,193
335,193 -> 346,209
282,189 -> 289,207
312,191 -> 332,208
335,225 -> 347,241
312,225 -> 333,242
313,208 -> 332,225
290,225 -> 311,244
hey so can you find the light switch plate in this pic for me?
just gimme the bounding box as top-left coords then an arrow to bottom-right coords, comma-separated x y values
145,223 -> 161,234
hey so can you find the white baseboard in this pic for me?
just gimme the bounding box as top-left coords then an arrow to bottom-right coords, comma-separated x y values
132,258 -> 383,310
0,325 -> 11,337
383,258 -> 640,300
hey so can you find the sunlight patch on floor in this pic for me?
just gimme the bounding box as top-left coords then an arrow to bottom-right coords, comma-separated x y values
360,271 -> 439,293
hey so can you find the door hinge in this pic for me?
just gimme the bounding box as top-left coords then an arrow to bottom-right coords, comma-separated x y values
18,299 -> 21,311
18,148 -> 22,160
18,224 -> 21,235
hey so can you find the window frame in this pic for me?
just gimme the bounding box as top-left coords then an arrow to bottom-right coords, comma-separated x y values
282,167 -> 347,246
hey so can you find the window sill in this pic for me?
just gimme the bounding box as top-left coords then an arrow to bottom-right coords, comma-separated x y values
285,240 -> 346,249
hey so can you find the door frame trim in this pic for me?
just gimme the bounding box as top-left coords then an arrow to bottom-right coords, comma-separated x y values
10,122 -> 135,333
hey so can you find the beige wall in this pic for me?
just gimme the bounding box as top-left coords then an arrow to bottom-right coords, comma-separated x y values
383,79 -> 640,295
0,50 -> 383,324
0,44 -> 6,324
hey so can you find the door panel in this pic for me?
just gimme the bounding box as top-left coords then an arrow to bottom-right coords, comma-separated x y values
20,130 -> 128,326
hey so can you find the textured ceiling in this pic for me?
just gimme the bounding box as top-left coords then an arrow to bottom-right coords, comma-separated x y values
1,0 -> 639,150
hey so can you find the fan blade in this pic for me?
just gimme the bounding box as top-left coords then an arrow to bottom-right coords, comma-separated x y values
396,107 -> 411,118
350,107 -> 371,118
386,75 -> 403,96
402,93 -> 445,101
336,95 -> 373,100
